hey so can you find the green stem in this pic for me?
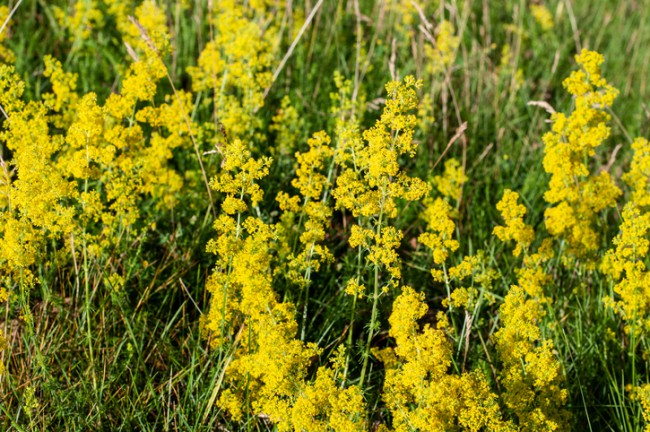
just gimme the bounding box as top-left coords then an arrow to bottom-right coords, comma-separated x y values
218,186 -> 245,345
359,203 -> 384,389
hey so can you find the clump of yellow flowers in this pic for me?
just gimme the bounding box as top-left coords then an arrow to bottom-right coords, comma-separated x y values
494,190 -> 570,431
0,0 -> 190,373
0,6 -> 15,64
276,130 -> 334,289
205,136 -> 366,431
425,20 -> 461,76
188,0 -> 280,143
530,4 -> 554,31
493,189 -> 535,257
542,50 -> 621,259
602,138 -> 650,335
379,286 -> 515,432
333,75 -> 430,386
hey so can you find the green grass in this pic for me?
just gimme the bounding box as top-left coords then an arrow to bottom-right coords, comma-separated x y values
2,0 -> 650,430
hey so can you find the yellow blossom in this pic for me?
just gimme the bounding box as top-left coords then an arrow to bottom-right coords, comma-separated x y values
494,189 -> 535,256
543,50 -> 621,257
494,285 -> 570,431
382,287 -> 516,431
433,158 -> 467,203
419,197 -> 459,268
425,20 -> 460,75
531,5 -> 554,31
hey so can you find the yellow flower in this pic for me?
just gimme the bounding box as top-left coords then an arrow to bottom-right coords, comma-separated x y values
623,138 -> 650,207
334,75 -> 429,291
0,65 -> 25,114
270,96 -> 304,157
495,286 -> 570,431
381,287 -> 516,431
43,55 -> 79,125
602,202 -> 650,335
275,131 -> 335,287
424,20 -> 461,75
53,0 -> 104,42
433,158 -> 467,203
419,197 -> 459,267
367,226 -> 404,283
187,0 -> 279,143
530,5 -> 554,31
543,50 -> 621,258
0,6 -> 15,64
345,278 -> 366,299
494,189 -> 535,256
292,131 -> 333,200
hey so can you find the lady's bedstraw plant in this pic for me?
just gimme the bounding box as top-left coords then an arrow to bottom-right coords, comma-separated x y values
377,286 -> 515,432
493,190 -> 570,431
423,159 -> 502,316
601,137 -> 650,420
602,138 -> 650,337
0,2 -> 188,375
419,159 -> 474,292
188,0 -> 281,144
276,72 -> 366,346
530,4 -> 555,31
204,138 -> 312,422
277,131 -> 334,287
205,139 -> 365,430
419,163 -> 484,319
203,138 -> 272,346
542,50 -> 621,263
276,131 -> 334,339
333,75 -> 430,388
374,162 -> 516,431
54,0 -> 104,43
270,95 -> 304,159
0,6 -> 15,64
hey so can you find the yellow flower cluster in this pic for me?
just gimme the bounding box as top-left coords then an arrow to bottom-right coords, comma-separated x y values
188,0 -> 280,142
623,138 -> 650,207
379,286 -> 515,432
333,76 -> 429,286
602,138 -> 650,335
419,160 -> 497,309
334,76 -> 429,213
494,191 -> 570,431
494,189 -> 535,256
53,0 -> 104,42
387,1 -> 422,39
270,96 -> 304,157
425,20 -> 461,76
332,75 -> 432,388
542,50 -> 621,256
209,139 -> 270,218
530,5 -> 554,31
286,361 -> 366,432
43,55 -> 79,127
433,158 -> 468,203
123,1 -> 171,55
205,138 -> 365,430
0,6 -> 15,64
276,131 -> 334,287
495,284 -> 570,431
0,0 -> 190,353
419,198 -> 459,274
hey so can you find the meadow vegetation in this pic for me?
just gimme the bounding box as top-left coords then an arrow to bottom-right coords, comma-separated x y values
1,0 -> 650,430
